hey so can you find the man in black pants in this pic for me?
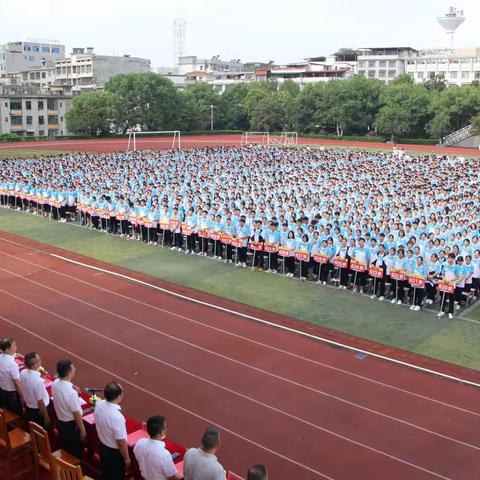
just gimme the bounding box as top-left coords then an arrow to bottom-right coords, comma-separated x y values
19,352 -> 51,429
51,360 -> 86,459
0,337 -> 23,414
94,382 -> 130,480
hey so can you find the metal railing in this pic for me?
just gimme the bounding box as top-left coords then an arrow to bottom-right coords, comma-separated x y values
441,124 -> 472,146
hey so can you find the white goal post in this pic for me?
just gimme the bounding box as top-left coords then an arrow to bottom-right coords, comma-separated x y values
280,131 -> 298,145
126,130 -> 181,151
240,131 -> 270,145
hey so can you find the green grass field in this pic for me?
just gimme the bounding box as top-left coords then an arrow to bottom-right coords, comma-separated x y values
0,149 -> 68,159
1,208 -> 480,370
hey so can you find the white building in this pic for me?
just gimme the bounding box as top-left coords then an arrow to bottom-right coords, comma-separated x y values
406,48 -> 480,86
356,47 -> 418,83
0,87 -> 71,137
54,48 -> 150,93
177,55 -> 244,75
0,40 -> 65,74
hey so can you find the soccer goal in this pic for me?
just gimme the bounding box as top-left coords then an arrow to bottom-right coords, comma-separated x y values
280,131 -> 298,145
240,131 -> 270,146
126,130 -> 181,151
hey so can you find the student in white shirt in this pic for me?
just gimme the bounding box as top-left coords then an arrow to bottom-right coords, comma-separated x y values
0,337 -> 23,414
19,351 -> 50,429
51,360 -> 86,458
94,382 -> 130,480
133,415 -> 181,480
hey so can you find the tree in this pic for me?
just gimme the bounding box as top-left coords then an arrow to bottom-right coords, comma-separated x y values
65,91 -> 116,135
426,85 -> 480,139
375,81 -> 431,141
217,83 -> 250,130
295,83 -> 328,133
105,73 -> 179,133
177,83 -> 219,131
423,73 -> 447,93
471,115 -> 480,136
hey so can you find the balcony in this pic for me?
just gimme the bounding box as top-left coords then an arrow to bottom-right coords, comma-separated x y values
48,124 -> 59,129
47,109 -> 58,115
10,124 -> 24,131
9,109 -> 22,116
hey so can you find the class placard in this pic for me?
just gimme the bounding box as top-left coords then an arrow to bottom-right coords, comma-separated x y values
334,257 -> 348,269
264,243 -> 278,253
408,275 -> 425,288
249,241 -> 264,252
116,213 -> 126,221
368,266 -> 384,279
220,233 -> 232,244
278,247 -> 292,257
143,220 -> 156,229
197,229 -> 210,238
159,221 -> 170,230
210,232 -> 221,241
313,253 -> 329,264
437,280 -> 455,294
350,261 -> 366,273
294,251 -> 309,262
181,223 -> 193,236
231,238 -> 244,248
390,270 -> 406,281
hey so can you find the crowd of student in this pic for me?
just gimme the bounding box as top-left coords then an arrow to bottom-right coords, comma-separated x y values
0,336 -> 268,480
1,145 -> 479,316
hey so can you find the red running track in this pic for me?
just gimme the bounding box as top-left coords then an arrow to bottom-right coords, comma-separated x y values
0,231 -> 479,480
0,134 -> 479,157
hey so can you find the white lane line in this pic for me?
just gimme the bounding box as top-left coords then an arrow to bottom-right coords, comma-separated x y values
2,265 -> 477,451
0,313 -> 332,480
0,288 -> 455,480
0,242 -> 479,418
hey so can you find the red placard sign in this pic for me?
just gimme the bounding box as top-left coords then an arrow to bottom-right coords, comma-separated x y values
278,247 -> 292,257
390,270 -> 406,281
313,253 -> 329,264
197,229 -> 210,238
143,220 -> 156,229
220,234 -> 232,244
368,266 -> 384,279
181,223 -> 193,236
159,221 -> 170,230
295,251 -> 309,262
116,213 -> 126,221
264,243 -> 278,253
408,275 -> 425,288
249,241 -> 264,252
437,281 -> 455,294
334,257 -> 348,269
231,238 -> 244,248
210,232 -> 221,241
350,261 -> 366,273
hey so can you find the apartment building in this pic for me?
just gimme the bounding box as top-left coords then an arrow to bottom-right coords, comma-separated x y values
406,48 -> 480,86
54,47 -> 150,93
356,47 -> 418,83
177,55 -> 245,75
0,87 -> 71,137
0,40 -> 65,74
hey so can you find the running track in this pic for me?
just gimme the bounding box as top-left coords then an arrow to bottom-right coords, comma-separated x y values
0,231 -> 480,479
0,134 -> 479,156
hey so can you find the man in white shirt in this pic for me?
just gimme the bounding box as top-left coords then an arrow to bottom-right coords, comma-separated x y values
133,415 -> 181,480
94,382 -> 130,480
19,352 -> 50,429
183,427 -> 226,480
0,337 -> 23,414
51,360 -> 86,458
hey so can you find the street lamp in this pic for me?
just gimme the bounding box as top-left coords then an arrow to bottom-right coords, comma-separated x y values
210,104 -> 214,131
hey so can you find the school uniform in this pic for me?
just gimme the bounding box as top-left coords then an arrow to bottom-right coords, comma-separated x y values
335,245 -> 350,287
250,230 -> 265,268
411,264 -> 427,307
20,369 -> 50,429
0,353 -> 21,414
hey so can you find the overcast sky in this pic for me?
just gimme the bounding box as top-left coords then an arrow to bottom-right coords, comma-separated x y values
0,0 -> 479,68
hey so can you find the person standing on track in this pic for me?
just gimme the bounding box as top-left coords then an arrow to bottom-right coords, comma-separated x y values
0,337 -> 24,414
94,382 -> 131,480
133,415 -> 182,480
183,427 -> 226,480
52,360 -> 86,459
19,351 -> 51,429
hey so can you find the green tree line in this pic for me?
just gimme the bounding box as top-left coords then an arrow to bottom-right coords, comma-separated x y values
66,72 -> 480,141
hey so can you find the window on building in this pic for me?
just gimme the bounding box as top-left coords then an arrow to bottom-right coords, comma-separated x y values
461,71 -> 470,79
39,130 -> 44,136
28,56 -> 35,62
48,115 -> 58,124
417,72 -> 424,79
30,73 -> 35,80
357,70 -> 365,76
5,117 -> 8,123
379,60 -> 387,67
9,99 -> 22,110
23,45 -> 31,51
47,99 -> 57,110
26,101 -> 31,110
42,46 -> 50,53
438,71 -> 446,78
388,70 -> 396,77
388,60 -> 396,67
38,116 -> 44,125
32,45 -> 39,52
368,70 -> 376,78
51,47 -> 60,54
35,72 -> 40,79
378,70 -> 386,78
368,61 -> 376,68
26,116 -> 32,125
450,71 -> 458,79
10,116 -> 23,125
474,71 -> 480,80
38,101 -> 44,110
42,72 -> 46,79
